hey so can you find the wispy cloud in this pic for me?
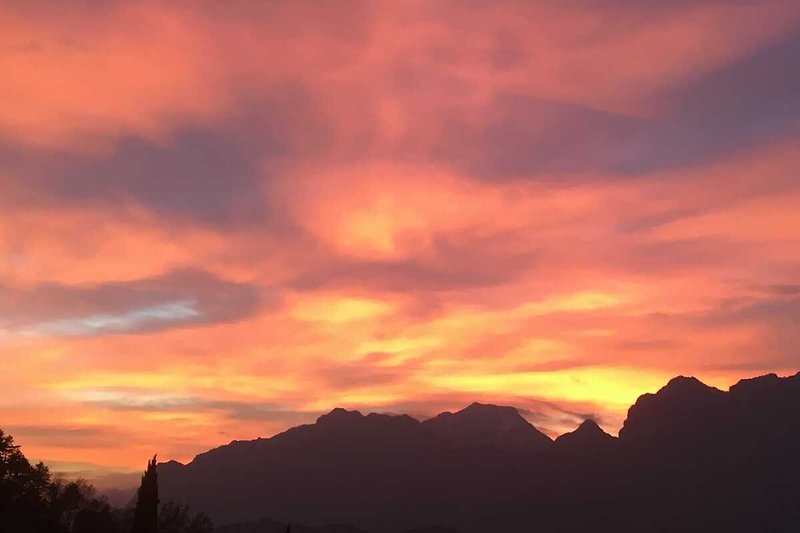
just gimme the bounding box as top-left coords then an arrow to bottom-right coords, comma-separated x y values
0,269 -> 265,336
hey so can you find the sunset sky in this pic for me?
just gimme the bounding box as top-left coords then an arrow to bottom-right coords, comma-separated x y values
2,0 -> 800,478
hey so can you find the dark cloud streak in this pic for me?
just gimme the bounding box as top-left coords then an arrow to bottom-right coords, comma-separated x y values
0,87 -> 333,229
436,32 -> 800,180
0,269 -> 265,336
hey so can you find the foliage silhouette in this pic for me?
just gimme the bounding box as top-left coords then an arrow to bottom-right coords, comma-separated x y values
160,500 -> 213,533
0,429 -> 53,531
132,455 -> 160,533
0,436 -> 211,533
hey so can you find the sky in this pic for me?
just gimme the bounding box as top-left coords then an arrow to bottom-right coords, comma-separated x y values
2,0 -> 800,477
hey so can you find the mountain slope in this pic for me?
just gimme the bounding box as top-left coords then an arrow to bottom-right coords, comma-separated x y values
554,419 -> 616,452
421,402 -> 552,451
160,404 -> 553,532
159,371 -> 800,533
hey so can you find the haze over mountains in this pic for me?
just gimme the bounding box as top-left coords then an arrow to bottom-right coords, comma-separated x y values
159,371 -> 800,533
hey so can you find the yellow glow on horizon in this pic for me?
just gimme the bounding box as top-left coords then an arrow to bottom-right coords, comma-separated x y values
426,367 -> 676,409
305,391 -> 406,410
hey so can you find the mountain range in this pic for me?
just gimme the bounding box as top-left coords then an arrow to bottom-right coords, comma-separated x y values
159,371 -> 800,532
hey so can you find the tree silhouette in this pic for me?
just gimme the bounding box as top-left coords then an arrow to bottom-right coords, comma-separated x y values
1,430 -> 211,533
1,429 -> 54,531
132,455 -> 160,533
159,499 -> 213,533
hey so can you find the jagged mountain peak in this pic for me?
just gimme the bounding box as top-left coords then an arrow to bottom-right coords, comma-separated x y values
660,375 -> 724,397
729,371 -> 800,396
463,401 -> 520,412
455,402 -> 528,422
315,407 -> 421,431
422,402 -> 551,451
575,418 -> 603,433
620,375 -> 728,444
555,418 -> 616,450
316,407 -> 365,425
424,402 -> 530,432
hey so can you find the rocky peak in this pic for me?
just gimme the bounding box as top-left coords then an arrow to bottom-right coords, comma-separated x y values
423,402 -> 552,451
316,407 -> 364,426
555,419 -> 616,451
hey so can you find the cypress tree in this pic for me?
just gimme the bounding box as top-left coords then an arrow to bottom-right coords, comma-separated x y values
132,455 -> 159,533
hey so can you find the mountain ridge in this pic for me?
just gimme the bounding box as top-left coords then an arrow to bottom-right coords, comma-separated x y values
159,371 -> 800,533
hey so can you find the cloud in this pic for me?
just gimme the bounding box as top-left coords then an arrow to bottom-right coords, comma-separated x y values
435,94 -> 642,178
435,31 -> 800,180
6,424 -> 131,449
291,228 -> 538,294
313,353 -> 423,390
0,88 -> 331,228
665,292 -> 800,328
613,30 -> 800,174
0,1 -> 370,148
80,389 -> 317,424
0,269 -> 265,336
46,129 -> 267,225
763,285 -> 800,296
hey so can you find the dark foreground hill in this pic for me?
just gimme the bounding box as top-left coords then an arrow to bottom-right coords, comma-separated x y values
160,372 -> 800,533
215,517 -> 366,533
216,520 -> 457,533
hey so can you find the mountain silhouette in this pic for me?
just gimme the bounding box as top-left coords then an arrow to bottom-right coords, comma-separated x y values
421,402 -> 552,451
619,375 -> 729,450
159,371 -> 800,533
554,418 -> 616,453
